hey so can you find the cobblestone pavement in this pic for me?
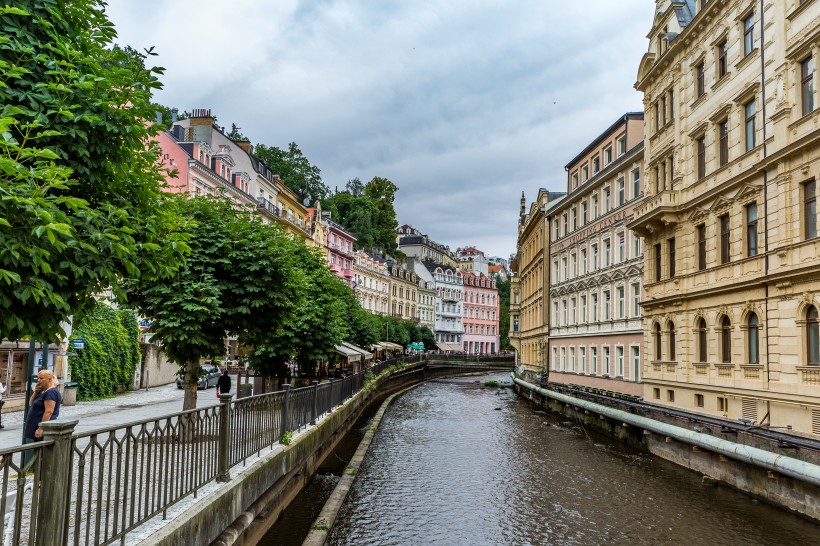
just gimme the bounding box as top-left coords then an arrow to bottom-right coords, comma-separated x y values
0,381 -> 237,447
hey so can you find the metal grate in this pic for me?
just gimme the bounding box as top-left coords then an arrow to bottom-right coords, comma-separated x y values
812,409 -> 820,435
741,398 -> 758,423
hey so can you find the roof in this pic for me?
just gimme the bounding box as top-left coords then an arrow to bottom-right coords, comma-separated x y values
488,264 -> 504,273
341,341 -> 373,359
334,344 -> 361,361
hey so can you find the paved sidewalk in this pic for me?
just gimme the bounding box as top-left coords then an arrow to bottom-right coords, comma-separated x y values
0,381 -> 238,448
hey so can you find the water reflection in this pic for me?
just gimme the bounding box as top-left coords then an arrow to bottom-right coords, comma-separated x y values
329,373 -> 820,546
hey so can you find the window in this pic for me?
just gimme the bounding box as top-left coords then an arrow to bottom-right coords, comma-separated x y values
582,164 -> 589,181
604,239 -> 611,267
654,102 -> 660,132
603,188 -> 611,213
697,224 -> 707,270
592,195 -> 599,218
745,100 -> 756,151
632,347 -> 640,381
572,172 -> 579,189
553,302 -> 559,325
570,347 -> 576,371
592,293 -> 599,321
718,119 -> 729,166
808,305 -> 820,365
617,347 -> 624,377
743,14 -> 754,56
746,203 -> 758,256
632,283 -> 641,317
654,388 -> 661,400
580,347 -> 586,373
695,317 -> 708,362
696,62 -> 705,98
604,290 -> 611,320
581,202 -> 588,225
633,234 -> 642,258
580,295 -> 587,321
617,135 -> 627,156
581,249 -> 587,274
805,180 -> 817,239
668,322 -> 676,360
696,136 -> 706,179
748,313 -> 760,364
632,168 -> 641,199
552,347 -> 558,370
718,397 -> 728,412
571,253 -> 577,277
593,155 -> 600,173
617,286 -> 625,318
592,244 -> 599,271
604,346 -> 611,375
654,323 -> 662,360
591,347 -> 598,374
695,394 -> 704,408
604,146 -> 612,165
571,208 -> 577,231
617,179 -> 625,205
668,238 -> 676,277
717,39 -> 728,79
721,315 -> 732,363
654,243 -> 662,281
802,56 -> 814,117
720,214 -> 731,264
668,89 -> 674,119
563,214 -> 568,235
618,233 -> 625,262
667,389 -> 675,402
571,297 -> 576,324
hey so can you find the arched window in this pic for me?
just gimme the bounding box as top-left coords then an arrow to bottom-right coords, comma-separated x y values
748,313 -> 759,364
654,323 -> 662,361
808,306 -> 820,365
668,322 -> 676,361
721,316 -> 732,363
697,318 -> 708,362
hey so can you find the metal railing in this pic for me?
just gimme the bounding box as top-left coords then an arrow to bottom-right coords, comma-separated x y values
1,354 -> 424,546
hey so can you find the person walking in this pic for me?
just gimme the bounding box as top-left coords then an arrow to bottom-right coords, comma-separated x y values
0,377 -> 6,429
217,369 -> 231,396
24,370 -> 61,442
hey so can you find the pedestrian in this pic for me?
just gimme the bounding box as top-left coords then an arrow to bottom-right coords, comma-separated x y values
217,368 -> 231,396
0,377 -> 6,429
24,370 -> 61,442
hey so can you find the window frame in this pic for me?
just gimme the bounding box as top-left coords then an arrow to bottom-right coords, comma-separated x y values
717,39 -> 728,79
718,118 -> 729,166
721,315 -> 732,363
746,202 -> 758,257
805,180 -> 817,240
748,313 -> 760,364
802,56 -> 814,117
743,13 -> 754,57
697,223 -> 707,270
696,136 -> 706,179
744,99 -> 756,151
696,62 -> 705,98
697,317 -> 708,362
720,214 -> 731,264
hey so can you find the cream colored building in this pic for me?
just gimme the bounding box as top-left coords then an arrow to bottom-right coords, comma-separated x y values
417,279 -> 436,331
387,263 -> 418,321
548,113 -> 646,397
353,251 -> 389,316
629,0 -> 820,434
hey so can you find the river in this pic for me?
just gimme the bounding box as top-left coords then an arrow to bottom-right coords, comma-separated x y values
262,372 -> 820,545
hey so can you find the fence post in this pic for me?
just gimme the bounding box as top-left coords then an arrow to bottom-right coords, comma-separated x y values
35,418 -> 78,546
282,384 -> 291,435
217,393 -> 233,483
311,380 -> 319,425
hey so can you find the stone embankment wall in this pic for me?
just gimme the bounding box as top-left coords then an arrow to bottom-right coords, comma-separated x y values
514,378 -> 820,522
138,343 -> 178,389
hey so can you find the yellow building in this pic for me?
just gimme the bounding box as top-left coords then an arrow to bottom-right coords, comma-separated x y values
630,0 -> 820,434
387,264 -> 418,321
273,180 -> 312,241
353,251 -> 389,315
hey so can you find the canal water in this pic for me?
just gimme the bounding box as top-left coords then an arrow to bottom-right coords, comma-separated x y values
264,373 -> 820,545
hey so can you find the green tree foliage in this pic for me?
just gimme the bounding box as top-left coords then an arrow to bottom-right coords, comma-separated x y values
363,177 -> 400,253
418,325 -> 436,351
0,2 -> 188,342
69,302 -> 141,400
125,195 -> 299,409
249,242 -> 348,378
495,275 -> 512,349
253,142 -> 328,204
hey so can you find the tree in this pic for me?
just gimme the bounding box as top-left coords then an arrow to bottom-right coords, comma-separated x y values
125,196 -> 300,409
253,142 -> 328,204
496,275 -> 512,350
249,242 -> 349,379
364,176 -> 400,253
345,178 -> 365,197
0,2 -> 188,342
418,325 -> 436,351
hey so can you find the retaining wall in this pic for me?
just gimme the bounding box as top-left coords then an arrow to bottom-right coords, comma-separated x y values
514,378 -> 820,522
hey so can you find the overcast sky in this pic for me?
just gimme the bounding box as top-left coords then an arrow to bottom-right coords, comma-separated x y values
106,0 -> 651,259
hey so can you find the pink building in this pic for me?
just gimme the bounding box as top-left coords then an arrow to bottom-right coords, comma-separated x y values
462,272 -> 500,354
324,217 -> 357,287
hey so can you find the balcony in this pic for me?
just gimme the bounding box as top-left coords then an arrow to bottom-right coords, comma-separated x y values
627,190 -> 680,237
257,197 -> 313,238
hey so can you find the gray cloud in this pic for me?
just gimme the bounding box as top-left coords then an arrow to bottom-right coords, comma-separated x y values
107,0 -> 650,258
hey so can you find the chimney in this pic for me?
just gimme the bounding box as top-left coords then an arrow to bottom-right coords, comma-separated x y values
189,108 -> 214,127
155,111 -> 163,124
235,140 -> 252,153
171,108 -> 178,123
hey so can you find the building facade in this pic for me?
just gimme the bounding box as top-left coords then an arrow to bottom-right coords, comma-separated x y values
629,0 -> 820,434
396,225 -> 457,266
387,264 -> 418,322
417,277 -> 437,331
548,113 -> 646,397
456,247 -> 490,276
324,216 -> 356,287
462,272 -> 500,354
430,263 -> 464,348
353,251 -> 389,315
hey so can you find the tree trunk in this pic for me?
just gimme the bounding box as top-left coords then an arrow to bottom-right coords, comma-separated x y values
183,362 -> 198,411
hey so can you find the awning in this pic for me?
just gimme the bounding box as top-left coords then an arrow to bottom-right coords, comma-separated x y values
335,344 -> 361,362
374,341 -> 403,351
408,342 -> 424,350
436,342 -> 463,352
342,341 -> 373,360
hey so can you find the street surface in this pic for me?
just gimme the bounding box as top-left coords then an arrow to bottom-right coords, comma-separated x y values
0,381 -> 235,448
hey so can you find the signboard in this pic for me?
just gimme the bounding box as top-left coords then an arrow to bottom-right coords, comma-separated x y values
139,320 -> 153,331
72,338 -> 85,350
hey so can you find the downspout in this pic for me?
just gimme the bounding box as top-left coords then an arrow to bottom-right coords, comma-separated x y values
514,376 -> 820,486
759,0 -> 771,394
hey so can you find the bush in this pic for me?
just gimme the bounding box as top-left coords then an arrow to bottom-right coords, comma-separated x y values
68,302 -> 141,400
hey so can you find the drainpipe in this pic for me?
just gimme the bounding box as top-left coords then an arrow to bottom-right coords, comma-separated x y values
759,0 -> 771,391
514,376 -> 820,486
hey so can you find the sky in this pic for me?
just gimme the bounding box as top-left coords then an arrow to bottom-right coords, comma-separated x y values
105,0 -> 652,259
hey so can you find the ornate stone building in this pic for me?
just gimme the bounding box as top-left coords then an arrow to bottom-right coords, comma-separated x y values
462,272 -> 500,354
353,251 -> 389,316
548,113 -> 646,397
387,263 -> 418,322
630,0 -> 820,434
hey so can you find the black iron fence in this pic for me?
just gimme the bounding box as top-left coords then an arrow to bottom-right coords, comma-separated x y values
1,354 -> 424,546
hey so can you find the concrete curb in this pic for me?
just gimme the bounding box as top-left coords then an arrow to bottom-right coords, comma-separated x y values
301,384 -> 421,546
